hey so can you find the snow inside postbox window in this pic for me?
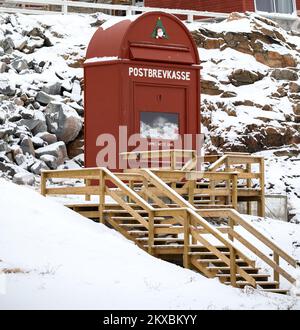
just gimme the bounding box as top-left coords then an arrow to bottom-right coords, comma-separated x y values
140,112 -> 179,140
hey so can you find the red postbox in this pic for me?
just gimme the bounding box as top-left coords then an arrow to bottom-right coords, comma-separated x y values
84,11 -> 201,170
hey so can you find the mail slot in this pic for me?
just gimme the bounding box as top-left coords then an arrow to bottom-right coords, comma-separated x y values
84,12 -> 201,170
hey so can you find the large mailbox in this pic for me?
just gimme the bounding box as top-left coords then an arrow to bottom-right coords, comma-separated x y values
84,11 -> 201,169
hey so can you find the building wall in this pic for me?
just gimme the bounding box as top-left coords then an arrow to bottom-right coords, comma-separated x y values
144,0 -> 255,13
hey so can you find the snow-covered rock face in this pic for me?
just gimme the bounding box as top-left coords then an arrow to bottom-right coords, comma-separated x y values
0,13 -> 96,183
187,13 -> 300,153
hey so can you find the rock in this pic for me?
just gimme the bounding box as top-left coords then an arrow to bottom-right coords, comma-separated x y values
25,36 -> 44,53
61,79 -> 72,92
271,69 -> 298,81
35,91 -> 55,105
35,141 -> 68,165
35,131 -> 57,145
201,79 -> 224,95
10,144 -> 23,160
15,153 -> 26,166
0,109 -> 7,125
67,128 -> 84,158
220,91 -> 237,98
0,162 -> 20,177
289,82 -> 300,94
20,136 -> 35,156
20,108 -> 33,120
293,104 -> 300,115
30,160 -> 49,175
0,62 -> 7,73
31,136 -> 45,148
70,80 -> 82,102
9,114 -> 22,122
40,154 -> 58,170
0,78 -> 16,96
42,81 -> 62,95
11,58 -> 28,73
18,110 -> 47,134
13,171 -> 35,186
0,37 -> 14,53
229,69 -> 265,86
0,140 -> 8,152
45,102 -> 83,143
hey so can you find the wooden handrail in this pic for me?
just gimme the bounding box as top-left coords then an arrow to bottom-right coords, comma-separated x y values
228,209 -> 298,268
199,208 -> 299,285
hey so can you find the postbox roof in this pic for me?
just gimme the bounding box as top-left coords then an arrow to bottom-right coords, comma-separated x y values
86,12 -> 200,65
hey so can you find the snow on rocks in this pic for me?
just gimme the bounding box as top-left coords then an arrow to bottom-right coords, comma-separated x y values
0,12 -> 93,182
35,141 -> 68,166
45,102 -> 82,143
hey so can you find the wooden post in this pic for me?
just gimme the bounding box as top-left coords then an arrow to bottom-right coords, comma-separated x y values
40,172 -> 46,196
232,174 -> 238,210
85,179 -> 91,201
170,151 -> 175,170
148,211 -> 154,255
274,252 -> 280,283
246,163 -> 252,215
183,211 -> 191,269
99,170 -> 105,224
225,157 -> 230,206
188,180 -> 195,205
230,247 -> 237,287
210,179 -> 216,205
228,218 -> 234,242
258,157 -> 265,217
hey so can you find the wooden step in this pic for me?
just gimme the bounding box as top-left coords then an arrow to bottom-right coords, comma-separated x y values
111,216 -> 166,221
224,281 -> 279,289
195,258 -> 251,267
104,209 -> 147,214
207,266 -> 260,274
136,237 -> 183,242
262,288 -> 289,295
119,223 -> 171,228
188,251 -> 230,257
217,273 -> 270,280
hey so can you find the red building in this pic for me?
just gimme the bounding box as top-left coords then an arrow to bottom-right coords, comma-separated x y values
145,0 -> 299,16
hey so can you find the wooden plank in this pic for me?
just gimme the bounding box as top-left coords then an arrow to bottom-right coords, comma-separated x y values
228,209 -> 298,267
45,186 -> 100,195
108,189 -> 149,229
229,229 -> 296,284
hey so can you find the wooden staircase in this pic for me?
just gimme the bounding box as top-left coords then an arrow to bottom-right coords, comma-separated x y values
40,164 -> 299,295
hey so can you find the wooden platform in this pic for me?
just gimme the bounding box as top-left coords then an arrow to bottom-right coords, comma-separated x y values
40,152 -> 299,294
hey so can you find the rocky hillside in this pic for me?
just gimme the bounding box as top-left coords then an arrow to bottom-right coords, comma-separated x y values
189,12 -> 300,153
0,12 -> 299,220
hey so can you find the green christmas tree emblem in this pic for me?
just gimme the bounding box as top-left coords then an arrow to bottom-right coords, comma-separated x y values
151,17 -> 168,39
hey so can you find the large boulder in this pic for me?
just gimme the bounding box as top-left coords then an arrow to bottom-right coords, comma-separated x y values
35,141 -> 68,165
18,110 -> 47,134
271,69 -> 298,81
229,69 -> 265,86
45,102 -> 82,143
20,136 -> 35,156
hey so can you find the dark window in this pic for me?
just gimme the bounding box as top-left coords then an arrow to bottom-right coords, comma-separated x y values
140,112 -> 179,140
255,0 -> 295,14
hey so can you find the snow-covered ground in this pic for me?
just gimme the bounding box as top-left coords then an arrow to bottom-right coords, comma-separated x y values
0,179 -> 299,310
